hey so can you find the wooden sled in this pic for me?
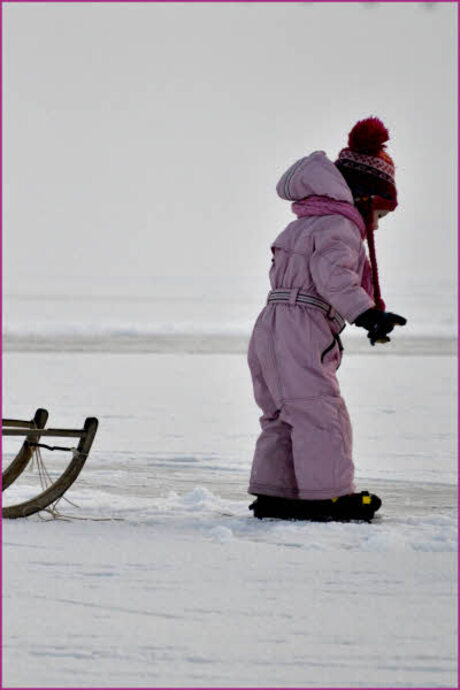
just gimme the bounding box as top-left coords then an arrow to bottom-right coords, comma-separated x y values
2,410 -> 98,519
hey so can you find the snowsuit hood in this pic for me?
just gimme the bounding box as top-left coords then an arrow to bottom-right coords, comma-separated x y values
276,150 -> 354,203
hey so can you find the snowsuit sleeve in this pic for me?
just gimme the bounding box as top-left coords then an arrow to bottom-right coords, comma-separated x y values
310,216 -> 375,324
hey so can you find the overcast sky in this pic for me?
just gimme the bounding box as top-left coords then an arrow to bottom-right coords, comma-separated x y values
4,2 -> 458,301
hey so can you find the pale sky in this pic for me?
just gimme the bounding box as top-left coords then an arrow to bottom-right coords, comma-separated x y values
4,2 -> 458,301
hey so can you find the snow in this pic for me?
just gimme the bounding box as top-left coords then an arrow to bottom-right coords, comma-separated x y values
2,350 -> 457,687
4,518 -> 456,688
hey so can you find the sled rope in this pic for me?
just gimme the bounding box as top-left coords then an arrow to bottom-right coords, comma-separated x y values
29,445 -> 123,522
30,445 -> 80,520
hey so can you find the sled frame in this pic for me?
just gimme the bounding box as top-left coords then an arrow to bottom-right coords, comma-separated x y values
2,408 -> 49,490
2,414 -> 98,519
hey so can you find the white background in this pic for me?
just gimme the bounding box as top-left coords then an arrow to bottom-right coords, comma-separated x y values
4,2 -> 457,308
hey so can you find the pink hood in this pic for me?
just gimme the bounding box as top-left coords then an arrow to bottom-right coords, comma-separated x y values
276,150 -> 353,204
270,150 -> 378,321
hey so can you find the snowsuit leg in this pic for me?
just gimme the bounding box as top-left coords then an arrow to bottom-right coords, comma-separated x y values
247,323 -> 298,498
248,303 -> 355,500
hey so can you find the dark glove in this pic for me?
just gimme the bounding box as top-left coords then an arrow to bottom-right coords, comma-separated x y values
354,308 -> 407,346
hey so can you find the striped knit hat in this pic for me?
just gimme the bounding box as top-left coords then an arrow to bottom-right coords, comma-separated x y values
335,117 -> 398,205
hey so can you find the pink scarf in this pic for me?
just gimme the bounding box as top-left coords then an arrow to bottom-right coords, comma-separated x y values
292,195 -> 384,309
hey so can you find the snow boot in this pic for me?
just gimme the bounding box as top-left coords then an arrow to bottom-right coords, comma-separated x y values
328,491 -> 382,522
249,495 -> 305,520
249,491 -> 382,522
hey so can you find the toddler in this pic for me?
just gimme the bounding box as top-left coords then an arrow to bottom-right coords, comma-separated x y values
247,117 -> 407,521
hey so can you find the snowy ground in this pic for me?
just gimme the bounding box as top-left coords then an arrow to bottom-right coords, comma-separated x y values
2,350 -> 458,688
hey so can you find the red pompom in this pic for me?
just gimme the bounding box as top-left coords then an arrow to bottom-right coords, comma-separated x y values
348,117 -> 390,156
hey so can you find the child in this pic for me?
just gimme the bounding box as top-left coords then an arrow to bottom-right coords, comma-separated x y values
247,117 -> 407,522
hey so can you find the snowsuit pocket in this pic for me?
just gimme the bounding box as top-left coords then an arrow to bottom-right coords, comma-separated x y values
320,333 -> 343,370
320,337 -> 337,363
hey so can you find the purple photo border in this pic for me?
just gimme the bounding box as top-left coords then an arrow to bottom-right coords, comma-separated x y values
0,2 -> 458,690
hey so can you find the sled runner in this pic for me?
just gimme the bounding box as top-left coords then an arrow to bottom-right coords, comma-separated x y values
2,408 -> 49,491
2,409 -> 98,519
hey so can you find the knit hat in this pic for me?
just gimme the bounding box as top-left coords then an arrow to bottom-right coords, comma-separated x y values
336,117 -> 399,312
335,117 -> 398,206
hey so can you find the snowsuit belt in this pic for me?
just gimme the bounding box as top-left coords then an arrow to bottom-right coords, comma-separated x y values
267,289 -> 346,333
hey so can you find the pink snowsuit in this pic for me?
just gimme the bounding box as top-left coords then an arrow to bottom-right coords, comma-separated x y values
248,151 -> 376,500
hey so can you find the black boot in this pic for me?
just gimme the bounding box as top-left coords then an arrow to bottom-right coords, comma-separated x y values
249,495 -> 304,520
329,491 -> 382,522
249,491 -> 382,522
